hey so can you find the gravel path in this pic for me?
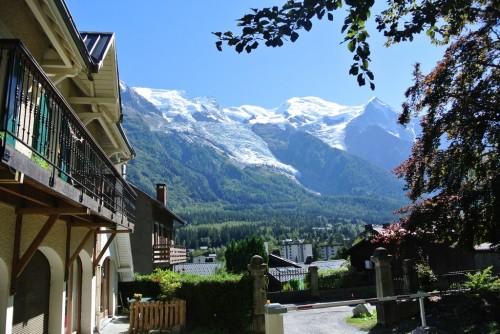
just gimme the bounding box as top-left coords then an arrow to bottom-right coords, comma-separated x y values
284,305 -> 368,334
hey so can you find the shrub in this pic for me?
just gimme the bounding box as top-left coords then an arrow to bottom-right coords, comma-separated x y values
282,278 -> 306,291
317,264 -> 371,290
464,266 -> 500,293
129,269 -> 253,333
175,272 -> 252,333
415,262 -> 437,291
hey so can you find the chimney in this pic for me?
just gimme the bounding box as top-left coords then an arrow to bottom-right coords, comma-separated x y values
121,164 -> 127,180
156,183 -> 168,207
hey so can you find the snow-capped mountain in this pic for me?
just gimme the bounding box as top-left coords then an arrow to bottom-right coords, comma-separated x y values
128,85 -> 417,172
121,83 -> 409,222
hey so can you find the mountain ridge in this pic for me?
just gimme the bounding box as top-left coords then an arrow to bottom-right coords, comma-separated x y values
121,83 -> 411,224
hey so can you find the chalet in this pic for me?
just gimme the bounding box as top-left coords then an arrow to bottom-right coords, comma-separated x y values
130,184 -> 187,275
0,1 -> 136,333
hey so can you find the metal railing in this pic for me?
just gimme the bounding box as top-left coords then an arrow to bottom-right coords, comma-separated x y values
269,267 -> 308,283
0,39 -> 135,224
153,244 -> 187,264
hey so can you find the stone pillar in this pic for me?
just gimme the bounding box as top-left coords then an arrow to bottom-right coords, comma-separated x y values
265,304 -> 287,334
371,247 -> 397,326
248,255 -> 268,334
308,265 -> 319,298
402,259 -> 417,294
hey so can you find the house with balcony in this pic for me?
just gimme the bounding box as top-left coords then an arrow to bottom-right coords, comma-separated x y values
0,1 -> 136,333
130,183 -> 187,275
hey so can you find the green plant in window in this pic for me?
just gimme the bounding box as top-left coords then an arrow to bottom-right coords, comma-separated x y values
31,153 -> 50,170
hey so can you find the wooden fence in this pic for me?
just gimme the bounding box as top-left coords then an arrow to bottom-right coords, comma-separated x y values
129,299 -> 186,333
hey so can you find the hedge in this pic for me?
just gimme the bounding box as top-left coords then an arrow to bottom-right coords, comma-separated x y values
123,269 -> 253,333
317,267 -> 371,290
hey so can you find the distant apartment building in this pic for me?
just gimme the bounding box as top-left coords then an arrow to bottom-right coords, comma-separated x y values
320,244 -> 342,260
280,239 -> 313,263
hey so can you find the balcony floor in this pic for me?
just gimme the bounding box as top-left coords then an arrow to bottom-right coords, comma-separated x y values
0,144 -> 132,230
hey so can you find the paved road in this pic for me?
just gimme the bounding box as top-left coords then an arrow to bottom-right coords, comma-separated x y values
284,306 -> 368,334
100,316 -> 129,334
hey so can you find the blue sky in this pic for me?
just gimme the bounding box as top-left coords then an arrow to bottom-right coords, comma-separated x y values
68,1 -> 444,109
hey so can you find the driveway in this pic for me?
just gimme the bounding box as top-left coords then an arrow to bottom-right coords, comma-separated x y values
284,305 -> 368,334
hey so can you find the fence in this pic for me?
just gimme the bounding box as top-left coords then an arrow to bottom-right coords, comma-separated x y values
436,269 -> 481,291
129,300 -> 186,333
268,267 -> 308,284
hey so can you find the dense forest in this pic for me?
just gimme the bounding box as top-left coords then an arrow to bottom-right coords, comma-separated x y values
176,215 -> 364,250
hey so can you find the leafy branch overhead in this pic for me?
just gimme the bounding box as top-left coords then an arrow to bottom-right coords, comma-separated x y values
214,0 -> 498,89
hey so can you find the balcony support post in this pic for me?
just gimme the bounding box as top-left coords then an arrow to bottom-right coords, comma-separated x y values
93,232 -> 116,270
67,228 -> 93,278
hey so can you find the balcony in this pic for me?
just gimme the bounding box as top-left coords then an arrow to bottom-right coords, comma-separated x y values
0,40 -> 135,229
153,244 -> 187,265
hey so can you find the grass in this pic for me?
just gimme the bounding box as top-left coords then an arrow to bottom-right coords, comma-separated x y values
346,310 -> 377,331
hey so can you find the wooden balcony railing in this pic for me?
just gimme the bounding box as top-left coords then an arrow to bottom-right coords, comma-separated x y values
0,39 -> 135,226
153,244 -> 187,265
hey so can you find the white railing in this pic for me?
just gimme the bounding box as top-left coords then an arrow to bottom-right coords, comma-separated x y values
264,291 -> 445,334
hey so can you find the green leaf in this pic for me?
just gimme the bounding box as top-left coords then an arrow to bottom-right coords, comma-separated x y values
216,41 -> 223,51
291,31 -> 299,42
347,39 -> 356,52
328,13 -> 334,21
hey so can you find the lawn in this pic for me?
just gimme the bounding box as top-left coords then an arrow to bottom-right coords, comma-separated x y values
346,311 -> 377,331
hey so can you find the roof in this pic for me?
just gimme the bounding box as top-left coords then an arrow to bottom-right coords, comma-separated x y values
53,0 -> 99,73
302,260 -> 347,271
130,184 -> 187,225
268,254 -> 302,268
172,263 -> 223,276
80,32 -> 114,68
474,242 -> 500,252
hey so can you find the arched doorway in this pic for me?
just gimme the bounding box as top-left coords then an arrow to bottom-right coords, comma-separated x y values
12,250 -> 51,334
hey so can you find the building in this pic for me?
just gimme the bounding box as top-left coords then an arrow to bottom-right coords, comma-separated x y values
0,1 -> 136,333
320,244 -> 342,260
192,254 -> 217,264
130,184 -> 187,275
280,240 -> 313,263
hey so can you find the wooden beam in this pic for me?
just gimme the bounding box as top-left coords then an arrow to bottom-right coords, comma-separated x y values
96,230 -> 129,234
0,170 -> 23,184
24,0 -> 73,67
10,214 -> 23,294
17,207 -> 90,216
0,184 -> 52,207
92,230 -> 97,276
65,222 -> 71,280
16,215 -> 59,277
68,229 -> 94,268
93,233 -> 116,269
68,97 -> 117,105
